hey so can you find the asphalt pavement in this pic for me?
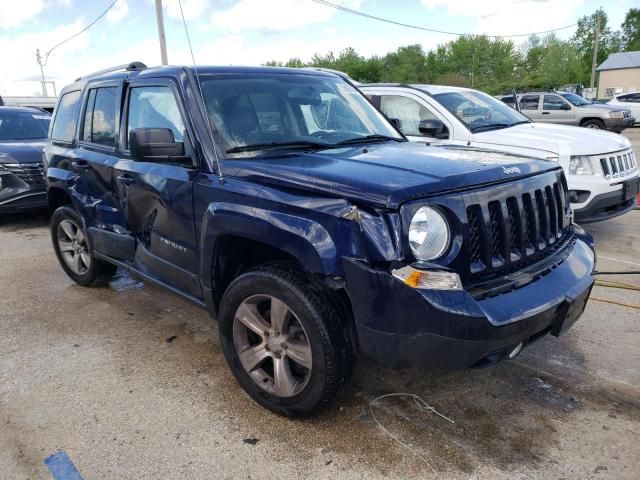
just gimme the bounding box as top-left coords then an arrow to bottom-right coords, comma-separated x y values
1,130 -> 639,480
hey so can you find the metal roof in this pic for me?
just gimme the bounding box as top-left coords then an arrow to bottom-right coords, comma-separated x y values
596,51 -> 640,71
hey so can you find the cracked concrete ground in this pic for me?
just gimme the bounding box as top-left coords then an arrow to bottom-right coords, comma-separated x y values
1,130 -> 639,480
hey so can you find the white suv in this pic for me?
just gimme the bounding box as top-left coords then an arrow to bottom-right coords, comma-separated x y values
608,92 -> 640,125
360,84 -> 639,223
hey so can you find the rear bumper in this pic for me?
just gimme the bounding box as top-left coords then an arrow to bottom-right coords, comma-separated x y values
343,237 -> 595,369
573,178 -> 639,223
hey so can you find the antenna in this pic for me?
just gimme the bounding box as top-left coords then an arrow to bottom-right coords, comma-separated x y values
176,0 -> 224,182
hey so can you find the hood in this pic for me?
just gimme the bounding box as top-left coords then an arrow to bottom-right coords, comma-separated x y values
222,142 -> 559,209
0,140 -> 46,164
575,102 -> 628,113
472,122 -> 632,158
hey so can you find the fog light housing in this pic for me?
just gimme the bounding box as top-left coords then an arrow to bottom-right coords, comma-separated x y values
568,190 -> 590,203
392,266 -> 463,290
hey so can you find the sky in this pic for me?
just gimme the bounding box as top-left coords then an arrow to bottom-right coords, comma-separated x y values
0,0 -> 635,96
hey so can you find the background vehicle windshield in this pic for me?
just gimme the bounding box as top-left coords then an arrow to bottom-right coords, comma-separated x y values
199,73 -> 403,155
0,110 -> 50,141
560,92 -> 591,106
433,90 -> 530,132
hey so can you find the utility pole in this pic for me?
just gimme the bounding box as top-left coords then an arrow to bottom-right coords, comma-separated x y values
35,49 -> 48,97
155,0 -> 169,65
590,15 -> 600,89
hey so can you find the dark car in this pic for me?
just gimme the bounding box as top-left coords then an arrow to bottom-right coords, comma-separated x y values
0,107 -> 50,213
45,63 -> 595,417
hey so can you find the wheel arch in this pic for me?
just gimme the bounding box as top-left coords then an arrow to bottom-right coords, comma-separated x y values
579,117 -> 605,128
199,202 -> 342,302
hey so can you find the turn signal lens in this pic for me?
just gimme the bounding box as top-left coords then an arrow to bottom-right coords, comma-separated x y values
392,266 -> 463,290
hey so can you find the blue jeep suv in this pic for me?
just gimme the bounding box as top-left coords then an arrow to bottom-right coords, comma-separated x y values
45,63 -> 595,417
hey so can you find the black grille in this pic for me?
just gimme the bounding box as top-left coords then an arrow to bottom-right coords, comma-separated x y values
488,202 -> 504,263
506,197 -> 520,257
0,162 -> 45,186
467,206 -> 482,264
465,178 -> 569,279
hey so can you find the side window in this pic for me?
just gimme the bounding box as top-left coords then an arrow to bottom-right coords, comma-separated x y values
543,95 -> 566,110
620,93 -> 640,103
82,90 -> 96,142
379,95 -> 440,136
51,91 -> 81,143
82,87 -> 118,147
127,86 -> 185,145
519,95 -> 540,110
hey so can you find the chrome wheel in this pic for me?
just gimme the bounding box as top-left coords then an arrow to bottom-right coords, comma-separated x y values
57,219 -> 91,275
233,294 -> 312,398
586,123 -> 601,129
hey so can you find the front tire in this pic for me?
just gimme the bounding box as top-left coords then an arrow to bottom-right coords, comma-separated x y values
582,119 -> 605,130
218,265 -> 356,417
51,206 -> 116,287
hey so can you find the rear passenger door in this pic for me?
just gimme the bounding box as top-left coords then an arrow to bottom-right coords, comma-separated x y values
76,82 -> 130,243
116,79 -> 201,298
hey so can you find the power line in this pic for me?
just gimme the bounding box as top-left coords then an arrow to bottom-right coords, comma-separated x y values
310,0 -> 577,39
38,0 -> 120,66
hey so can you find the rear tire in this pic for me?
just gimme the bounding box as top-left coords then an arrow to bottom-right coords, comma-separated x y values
218,265 -> 357,417
582,119 -> 605,130
51,206 -> 117,287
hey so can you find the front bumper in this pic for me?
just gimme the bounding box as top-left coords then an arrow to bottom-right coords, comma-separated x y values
0,167 -> 47,214
603,117 -> 635,132
573,177 -> 639,223
343,238 -> 595,369
0,178 -> 47,213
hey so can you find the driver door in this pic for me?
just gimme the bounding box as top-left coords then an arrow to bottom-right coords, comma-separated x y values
115,79 -> 202,298
541,94 -> 575,125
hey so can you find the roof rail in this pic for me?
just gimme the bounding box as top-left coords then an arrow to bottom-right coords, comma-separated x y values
74,61 -> 147,82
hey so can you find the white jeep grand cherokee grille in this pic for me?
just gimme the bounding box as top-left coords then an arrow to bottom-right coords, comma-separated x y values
597,149 -> 638,180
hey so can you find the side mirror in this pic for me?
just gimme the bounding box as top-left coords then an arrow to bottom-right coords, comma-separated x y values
561,103 -> 572,111
418,119 -> 444,137
129,128 -> 186,162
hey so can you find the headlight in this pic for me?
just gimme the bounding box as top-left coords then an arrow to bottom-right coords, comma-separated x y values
569,155 -> 594,175
408,206 -> 450,260
609,111 -> 625,119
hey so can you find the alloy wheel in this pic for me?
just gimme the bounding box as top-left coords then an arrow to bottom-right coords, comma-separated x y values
57,219 -> 91,275
233,294 -> 312,397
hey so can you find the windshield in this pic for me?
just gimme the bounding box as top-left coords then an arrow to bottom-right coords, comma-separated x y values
560,92 -> 591,106
433,90 -> 530,132
199,73 -> 403,156
0,110 -> 50,141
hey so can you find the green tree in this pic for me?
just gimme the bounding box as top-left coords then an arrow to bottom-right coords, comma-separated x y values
381,44 -> 429,83
622,8 -> 640,51
571,8 -> 623,84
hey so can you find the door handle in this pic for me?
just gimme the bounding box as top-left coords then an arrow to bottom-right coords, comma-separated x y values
541,111 -> 550,115
71,160 -> 90,170
117,174 -> 134,186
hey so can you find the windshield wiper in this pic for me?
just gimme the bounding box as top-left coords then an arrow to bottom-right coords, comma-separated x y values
336,134 -> 404,145
226,140 -> 333,154
510,120 -> 532,126
471,123 -> 511,133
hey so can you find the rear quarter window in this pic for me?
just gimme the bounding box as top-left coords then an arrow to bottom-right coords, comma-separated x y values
51,91 -> 81,143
